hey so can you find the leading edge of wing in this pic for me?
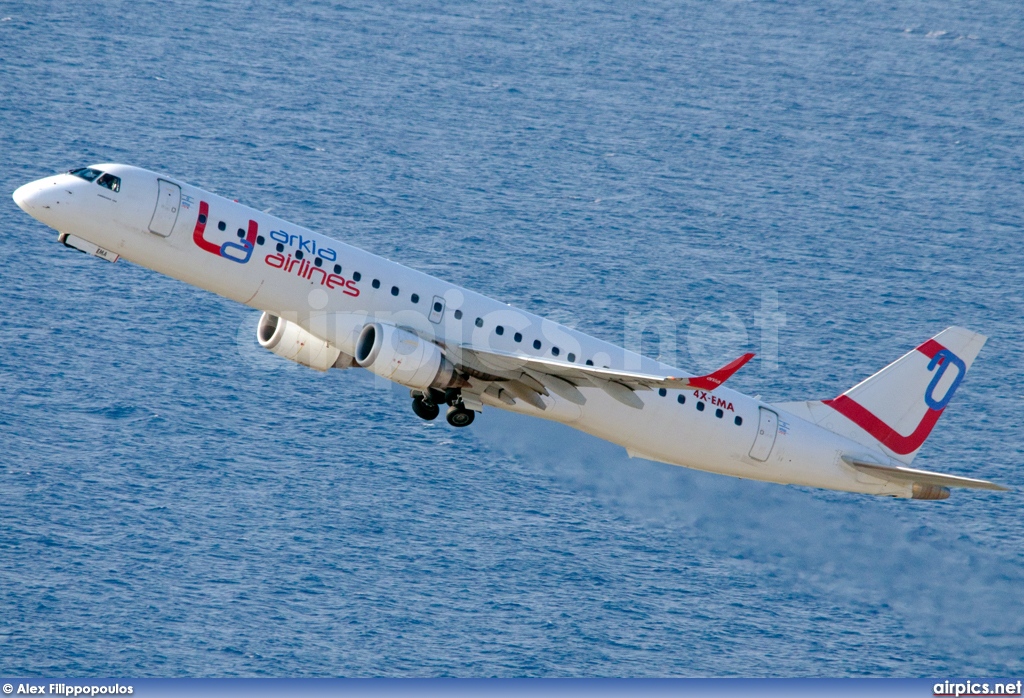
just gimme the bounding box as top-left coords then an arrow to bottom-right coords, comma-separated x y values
454,344 -> 754,393
842,456 -> 1009,491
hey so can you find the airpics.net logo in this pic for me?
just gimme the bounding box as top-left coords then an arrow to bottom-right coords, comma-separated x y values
934,680 -> 1023,697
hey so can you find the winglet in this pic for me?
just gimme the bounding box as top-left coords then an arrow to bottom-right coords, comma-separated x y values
686,353 -> 755,391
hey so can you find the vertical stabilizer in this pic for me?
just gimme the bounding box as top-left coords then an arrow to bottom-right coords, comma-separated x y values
774,327 -> 986,464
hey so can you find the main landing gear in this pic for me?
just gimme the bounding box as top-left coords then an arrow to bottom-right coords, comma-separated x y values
411,395 -> 440,421
411,389 -> 475,428
445,405 -> 475,428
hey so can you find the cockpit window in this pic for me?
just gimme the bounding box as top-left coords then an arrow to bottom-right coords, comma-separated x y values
96,173 -> 121,192
69,167 -> 103,182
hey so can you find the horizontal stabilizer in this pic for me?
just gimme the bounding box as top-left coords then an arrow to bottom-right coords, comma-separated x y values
842,455 -> 1008,491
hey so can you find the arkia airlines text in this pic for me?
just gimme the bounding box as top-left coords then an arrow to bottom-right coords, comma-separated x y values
13,164 -> 1008,500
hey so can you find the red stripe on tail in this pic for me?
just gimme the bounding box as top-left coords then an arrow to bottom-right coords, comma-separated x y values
916,339 -> 944,360
822,395 -> 943,455
823,339 -> 949,455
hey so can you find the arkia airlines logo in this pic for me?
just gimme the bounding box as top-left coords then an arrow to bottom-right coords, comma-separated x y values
191,200 -> 360,297
824,339 -> 967,455
192,201 -> 257,264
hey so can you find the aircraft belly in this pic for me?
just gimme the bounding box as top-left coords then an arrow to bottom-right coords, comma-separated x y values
565,392 -> 908,495
571,390 -> 732,471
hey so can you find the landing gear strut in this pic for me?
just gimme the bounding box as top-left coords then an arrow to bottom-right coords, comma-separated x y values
446,404 -> 475,428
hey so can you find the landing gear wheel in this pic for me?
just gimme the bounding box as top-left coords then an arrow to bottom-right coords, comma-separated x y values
412,396 -> 440,421
446,405 -> 475,428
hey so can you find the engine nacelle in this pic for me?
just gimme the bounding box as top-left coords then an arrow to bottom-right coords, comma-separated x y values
355,322 -> 457,390
257,312 -> 354,372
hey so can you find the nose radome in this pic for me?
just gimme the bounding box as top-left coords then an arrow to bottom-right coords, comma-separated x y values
12,182 -> 38,212
12,179 -> 60,213
13,178 -> 67,215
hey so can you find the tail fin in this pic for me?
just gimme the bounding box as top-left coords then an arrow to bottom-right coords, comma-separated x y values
775,327 -> 987,464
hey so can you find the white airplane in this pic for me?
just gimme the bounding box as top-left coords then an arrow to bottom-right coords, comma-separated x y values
13,164 -> 1008,500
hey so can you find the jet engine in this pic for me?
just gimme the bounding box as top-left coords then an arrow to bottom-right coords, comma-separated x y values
257,312 -> 354,371
355,322 -> 459,390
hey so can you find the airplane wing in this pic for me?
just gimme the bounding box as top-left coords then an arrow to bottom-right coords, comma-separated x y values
842,456 -> 1008,491
451,345 -> 754,410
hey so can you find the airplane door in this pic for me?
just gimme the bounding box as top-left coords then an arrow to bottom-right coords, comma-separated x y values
428,295 -> 445,324
748,408 -> 778,462
149,179 -> 181,237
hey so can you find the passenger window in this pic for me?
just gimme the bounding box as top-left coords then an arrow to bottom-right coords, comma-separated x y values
696,402 -> 705,412
533,340 -> 542,350
69,167 -> 102,182
715,408 -> 724,418
334,264 -> 342,274
411,293 -> 419,303
551,347 -> 560,357
391,286 -> 399,296
568,353 -> 576,362
276,243 -> 285,252
496,326 -> 504,335
734,416 -> 743,426
96,173 -> 121,192
295,250 -> 304,260
353,272 -> 361,281
433,301 -> 443,312
475,317 -> 483,328
256,236 -> 265,245
514,332 -> 522,342
218,221 -> 226,231
236,228 -> 246,238
454,309 -> 463,320
658,388 -> 667,397
677,395 -> 685,404
372,279 -> 380,289
585,359 -> 594,366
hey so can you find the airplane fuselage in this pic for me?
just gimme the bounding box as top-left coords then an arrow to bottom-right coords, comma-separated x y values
11,164 -> 932,498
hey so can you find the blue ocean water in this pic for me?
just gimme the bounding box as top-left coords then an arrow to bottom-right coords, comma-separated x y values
1,0 -> 1022,677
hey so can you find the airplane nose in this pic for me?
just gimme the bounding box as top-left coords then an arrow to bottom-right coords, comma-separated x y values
12,182 -> 38,212
12,180 -> 57,214
13,178 -> 69,227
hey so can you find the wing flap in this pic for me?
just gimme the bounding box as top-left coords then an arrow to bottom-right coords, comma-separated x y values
524,369 -> 587,405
